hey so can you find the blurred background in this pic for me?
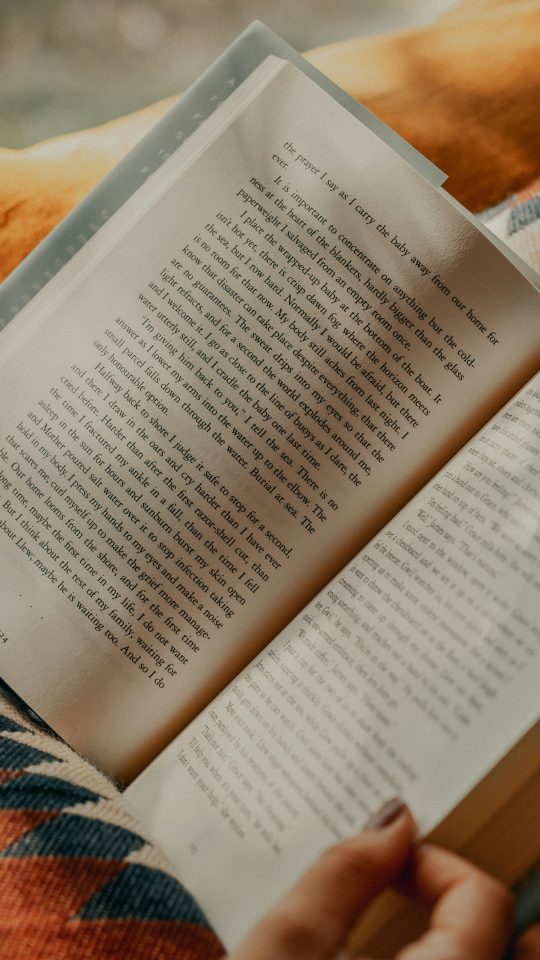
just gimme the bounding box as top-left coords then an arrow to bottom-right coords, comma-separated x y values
1,0 -> 458,149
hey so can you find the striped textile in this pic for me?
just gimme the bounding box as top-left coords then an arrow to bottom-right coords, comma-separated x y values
481,175 -> 540,274
0,686 -> 224,960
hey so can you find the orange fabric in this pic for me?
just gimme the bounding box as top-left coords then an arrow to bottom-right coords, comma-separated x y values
0,0 -> 539,282
0,695 -> 225,960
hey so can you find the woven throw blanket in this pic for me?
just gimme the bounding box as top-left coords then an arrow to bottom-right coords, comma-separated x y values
0,687 -> 224,960
481,176 -> 540,274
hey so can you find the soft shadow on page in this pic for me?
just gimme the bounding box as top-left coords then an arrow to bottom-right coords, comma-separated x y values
0,58 -> 539,782
127,374 -> 540,950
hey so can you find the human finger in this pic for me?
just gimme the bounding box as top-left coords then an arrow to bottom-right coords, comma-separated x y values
514,923 -> 540,960
233,798 -> 415,960
395,843 -> 514,960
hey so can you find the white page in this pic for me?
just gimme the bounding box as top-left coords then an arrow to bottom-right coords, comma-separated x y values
0,59 -> 539,781
127,376 -> 540,949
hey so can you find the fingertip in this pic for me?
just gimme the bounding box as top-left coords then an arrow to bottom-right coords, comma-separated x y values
365,797 -> 407,830
363,799 -> 416,842
334,801 -> 416,890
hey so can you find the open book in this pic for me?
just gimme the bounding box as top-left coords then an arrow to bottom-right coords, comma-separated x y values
0,22 -> 539,954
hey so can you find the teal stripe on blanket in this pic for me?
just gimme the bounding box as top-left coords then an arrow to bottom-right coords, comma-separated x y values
0,773 -> 102,810
78,863 -> 211,924
0,737 -> 58,770
0,812 -> 144,859
509,195 -> 540,235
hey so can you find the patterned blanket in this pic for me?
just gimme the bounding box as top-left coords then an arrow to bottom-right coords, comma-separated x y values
481,176 -> 540,274
0,685 -> 224,959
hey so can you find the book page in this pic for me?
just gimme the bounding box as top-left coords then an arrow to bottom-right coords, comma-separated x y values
127,376 -> 540,950
0,58 -> 539,780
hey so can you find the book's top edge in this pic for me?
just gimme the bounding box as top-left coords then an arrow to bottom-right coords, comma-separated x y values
0,19 -> 444,330
239,22 -> 445,187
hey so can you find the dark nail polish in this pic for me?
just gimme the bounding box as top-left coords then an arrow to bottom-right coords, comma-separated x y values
366,797 -> 405,829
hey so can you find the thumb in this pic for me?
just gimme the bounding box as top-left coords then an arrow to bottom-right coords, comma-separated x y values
233,798 -> 415,960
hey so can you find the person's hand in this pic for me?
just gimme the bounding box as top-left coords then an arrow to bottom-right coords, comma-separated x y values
514,924 -> 540,960
230,798 -> 517,960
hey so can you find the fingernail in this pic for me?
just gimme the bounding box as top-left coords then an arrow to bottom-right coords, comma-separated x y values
365,797 -> 405,829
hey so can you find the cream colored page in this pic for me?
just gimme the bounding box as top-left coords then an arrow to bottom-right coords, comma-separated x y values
127,377 -> 540,949
1,60 -> 539,781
